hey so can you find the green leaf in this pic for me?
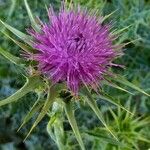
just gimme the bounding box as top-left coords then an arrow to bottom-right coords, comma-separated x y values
24,0 -> 40,32
0,76 -> 41,107
24,85 -> 57,140
99,91 -> 133,115
0,47 -> 23,65
103,80 -> 133,95
2,31 -> 34,53
133,133 -> 150,143
82,88 -> 118,141
112,75 -> 150,96
109,108 -> 120,127
64,101 -> 85,150
84,130 -> 125,147
133,116 -> 150,128
17,96 -> 44,131
0,19 -> 32,44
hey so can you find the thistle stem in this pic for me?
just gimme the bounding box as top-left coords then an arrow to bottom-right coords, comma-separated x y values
47,101 -> 66,150
54,118 -> 65,150
64,101 -> 85,150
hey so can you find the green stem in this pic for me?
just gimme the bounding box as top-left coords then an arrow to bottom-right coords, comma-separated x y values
47,101 -> 66,150
65,101 -> 85,150
54,117 -> 65,150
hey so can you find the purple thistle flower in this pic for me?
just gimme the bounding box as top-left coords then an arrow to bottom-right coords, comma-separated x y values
26,5 -> 122,95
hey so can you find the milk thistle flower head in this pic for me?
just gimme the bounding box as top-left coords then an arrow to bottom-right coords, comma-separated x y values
2,1 -> 149,150
27,4 -> 122,95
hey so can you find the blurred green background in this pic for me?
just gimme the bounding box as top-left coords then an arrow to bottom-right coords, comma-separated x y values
0,0 -> 150,149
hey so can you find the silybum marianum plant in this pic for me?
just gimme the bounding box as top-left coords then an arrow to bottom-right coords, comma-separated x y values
0,0 -> 149,150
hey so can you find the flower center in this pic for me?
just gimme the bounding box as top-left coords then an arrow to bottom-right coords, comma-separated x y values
67,33 -> 86,56
74,33 -> 83,42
